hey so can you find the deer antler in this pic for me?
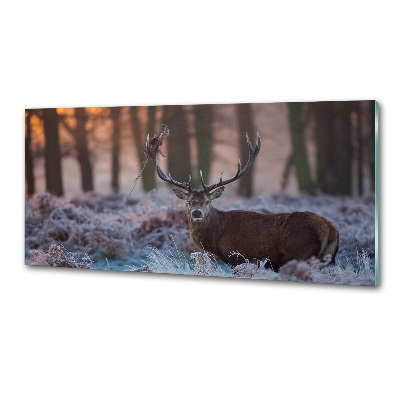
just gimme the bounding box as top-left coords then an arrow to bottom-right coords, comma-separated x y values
146,132 -> 192,192
200,132 -> 261,193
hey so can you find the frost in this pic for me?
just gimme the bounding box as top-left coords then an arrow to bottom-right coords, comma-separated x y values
25,192 -> 376,285
129,243 -> 230,278
28,244 -> 92,269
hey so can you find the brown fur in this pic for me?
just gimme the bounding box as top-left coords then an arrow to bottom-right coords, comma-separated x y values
179,190 -> 339,271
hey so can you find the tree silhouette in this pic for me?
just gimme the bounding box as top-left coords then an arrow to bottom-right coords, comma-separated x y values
109,107 -> 122,193
287,102 -> 315,194
74,108 -> 94,192
42,108 -> 63,196
337,101 -> 353,195
25,110 -> 35,195
60,108 -> 94,192
163,105 -> 192,183
194,104 -> 213,187
365,100 -> 376,193
310,101 -> 363,195
130,106 -> 156,191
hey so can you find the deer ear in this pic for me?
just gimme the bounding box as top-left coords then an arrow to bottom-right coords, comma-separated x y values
209,186 -> 225,200
173,188 -> 190,200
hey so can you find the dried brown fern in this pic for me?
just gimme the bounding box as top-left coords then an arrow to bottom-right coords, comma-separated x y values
122,125 -> 170,206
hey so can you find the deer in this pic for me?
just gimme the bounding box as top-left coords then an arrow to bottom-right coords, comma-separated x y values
146,131 -> 339,271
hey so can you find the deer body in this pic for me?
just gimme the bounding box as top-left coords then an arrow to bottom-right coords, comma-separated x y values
146,131 -> 339,270
188,205 -> 338,270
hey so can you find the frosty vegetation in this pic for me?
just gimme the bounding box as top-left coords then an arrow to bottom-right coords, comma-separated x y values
25,191 -> 376,286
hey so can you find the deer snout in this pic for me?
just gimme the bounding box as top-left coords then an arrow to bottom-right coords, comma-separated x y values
191,209 -> 203,220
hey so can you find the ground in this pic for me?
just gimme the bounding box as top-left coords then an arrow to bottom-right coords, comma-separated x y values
25,191 -> 376,286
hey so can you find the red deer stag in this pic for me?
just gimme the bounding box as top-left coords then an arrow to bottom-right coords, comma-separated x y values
146,132 -> 339,271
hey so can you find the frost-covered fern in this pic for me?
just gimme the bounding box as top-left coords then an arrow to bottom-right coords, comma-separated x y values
129,246 -> 375,285
28,244 -> 92,269
25,192 -> 376,285
129,243 -> 230,278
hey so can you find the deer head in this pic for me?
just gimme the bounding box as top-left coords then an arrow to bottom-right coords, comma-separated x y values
146,131 -> 261,223
172,187 -> 225,222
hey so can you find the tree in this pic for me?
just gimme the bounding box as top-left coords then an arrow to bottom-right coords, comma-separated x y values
130,106 -> 156,191
287,102 -> 315,194
73,108 -> 94,192
236,103 -> 256,197
25,110 -> 35,195
194,104 -> 213,187
311,101 -> 338,194
60,108 -> 94,192
365,100 -> 376,193
109,107 -> 122,193
163,105 -> 192,183
352,100 -> 376,196
337,101 -> 354,195
310,101 -> 361,195
42,108 -> 63,196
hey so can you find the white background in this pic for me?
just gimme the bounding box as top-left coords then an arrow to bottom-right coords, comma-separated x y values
1,1 -> 398,399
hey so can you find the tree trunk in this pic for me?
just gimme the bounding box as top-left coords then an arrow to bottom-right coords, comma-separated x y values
357,103 -> 363,196
110,107 -> 122,193
313,102 -> 339,194
337,101 -> 353,195
42,108 -> 63,196
147,105 -> 157,138
194,104 -> 213,186
236,103 -> 256,197
25,110 -> 35,195
163,105 -> 192,184
74,108 -> 94,192
312,101 -> 359,195
313,103 -> 328,192
366,100 -> 376,193
287,102 -> 315,194
130,106 -> 156,191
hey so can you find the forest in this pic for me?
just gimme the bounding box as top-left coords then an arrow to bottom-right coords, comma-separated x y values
25,101 -> 377,285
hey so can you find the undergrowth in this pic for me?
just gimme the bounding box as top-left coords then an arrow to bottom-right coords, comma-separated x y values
28,244 -> 92,269
129,246 -> 375,285
129,241 -> 230,278
25,192 -> 376,285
